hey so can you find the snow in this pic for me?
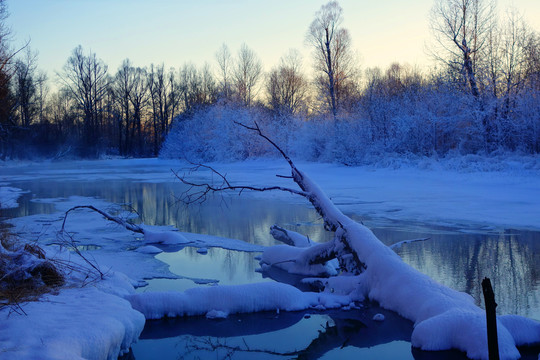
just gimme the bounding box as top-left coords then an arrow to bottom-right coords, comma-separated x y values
0,246 -> 145,360
0,285 -> 144,360
126,282 -> 351,320
260,244 -> 338,277
277,163 -> 540,360
0,186 -> 25,209
142,227 -> 191,245
196,247 -> 208,254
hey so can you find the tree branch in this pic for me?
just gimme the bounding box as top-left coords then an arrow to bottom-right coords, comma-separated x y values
61,205 -> 144,234
172,161 -> 308,205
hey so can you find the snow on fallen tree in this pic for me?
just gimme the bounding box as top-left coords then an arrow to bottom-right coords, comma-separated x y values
170,122 -> 540,360
260,225 -> 339,277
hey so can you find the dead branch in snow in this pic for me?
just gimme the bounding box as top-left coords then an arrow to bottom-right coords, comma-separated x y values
61,205 -> 144,234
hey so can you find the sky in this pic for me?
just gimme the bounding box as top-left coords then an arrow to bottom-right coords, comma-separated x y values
6,0 -> 540,82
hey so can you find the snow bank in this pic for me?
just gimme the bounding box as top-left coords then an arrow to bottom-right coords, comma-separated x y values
0,245 -> 146,360
0,285 -> 145,360
126,282 -> 351,320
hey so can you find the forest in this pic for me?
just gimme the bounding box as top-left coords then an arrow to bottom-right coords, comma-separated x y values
0,0 -> 539,162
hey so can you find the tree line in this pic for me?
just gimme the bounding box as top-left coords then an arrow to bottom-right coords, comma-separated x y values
1,0 -> 539,160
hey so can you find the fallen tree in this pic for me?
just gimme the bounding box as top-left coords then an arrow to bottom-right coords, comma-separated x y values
170,122 -> 540,360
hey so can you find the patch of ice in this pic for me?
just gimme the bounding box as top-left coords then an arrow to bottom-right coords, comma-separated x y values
135,245 -> 163,254
206,309 -> 228,319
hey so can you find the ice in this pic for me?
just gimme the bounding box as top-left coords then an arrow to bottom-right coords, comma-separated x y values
135,245 -> 163,254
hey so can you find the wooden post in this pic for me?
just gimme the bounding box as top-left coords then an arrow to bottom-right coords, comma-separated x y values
482,277 -> 500,360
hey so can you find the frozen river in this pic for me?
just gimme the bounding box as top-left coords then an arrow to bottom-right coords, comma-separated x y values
1,159 -> 539,359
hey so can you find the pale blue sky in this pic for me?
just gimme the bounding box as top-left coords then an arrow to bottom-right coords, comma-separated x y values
6,0 -> 540,80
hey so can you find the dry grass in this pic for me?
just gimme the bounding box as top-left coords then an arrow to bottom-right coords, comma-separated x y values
0,230 -> 64,312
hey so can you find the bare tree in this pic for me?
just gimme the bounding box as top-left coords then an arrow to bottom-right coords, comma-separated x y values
306,1 -> 357,118
112,59 -> 134,155
233,43 -> 262,106
523,32 -> 540,90
266,49 -> 308,116
58,45 -> 109,155
34,70 -> 48,124
13,48 -> 38,128
0,0 -> 12,74
215,43 -> 233,101
178,63 -> 216,116
111,59 -> 149,155
129,66 -> 148,154
499,8 -> 528,115
147,64 -> 179,155
430,0 -> 495,98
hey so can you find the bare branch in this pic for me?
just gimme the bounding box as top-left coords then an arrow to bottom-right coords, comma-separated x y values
172,166 -> 308,205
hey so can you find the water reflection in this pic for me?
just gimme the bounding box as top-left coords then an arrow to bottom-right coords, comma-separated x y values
371,225 -> 540,319
128,306 -> 423,360
2,179 -> 330,246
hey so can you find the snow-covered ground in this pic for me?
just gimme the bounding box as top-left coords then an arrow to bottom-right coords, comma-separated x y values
0,158 -> 539,359
0,186 -> 26,209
